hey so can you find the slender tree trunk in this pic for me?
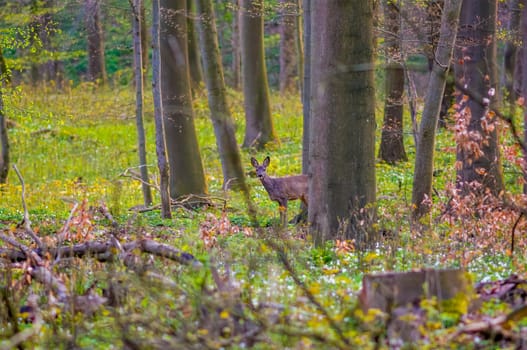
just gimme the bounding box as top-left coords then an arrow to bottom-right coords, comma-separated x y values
160,0 -> 207,198
187,0 -> 204,91
302,0 -> 310,174
454,0 -> 503,196
309,0 -> 376,245
523,0 -> 527,194
85,0 -> 107,84
295,0 -> 304,95
240,0 -> 277,149
152,0 -> 171,218
279,0 -> 297,94
412,0 -> 462,219
140,0 -> 149,79
195,0 -> 248,192
0,45 -> 8,184
132,0 -> 153,207
379,0 -> 407,164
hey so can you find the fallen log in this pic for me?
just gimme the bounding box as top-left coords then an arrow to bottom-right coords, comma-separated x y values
0,238 -> 199,266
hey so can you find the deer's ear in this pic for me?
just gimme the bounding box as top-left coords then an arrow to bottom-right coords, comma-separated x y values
250,157 -> 258,167
263,156 -> 270,167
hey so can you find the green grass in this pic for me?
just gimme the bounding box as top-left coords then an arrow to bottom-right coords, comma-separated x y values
1,83 -> 526,349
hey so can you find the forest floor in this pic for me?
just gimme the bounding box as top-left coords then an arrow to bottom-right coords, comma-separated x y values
1,83 -> 527,349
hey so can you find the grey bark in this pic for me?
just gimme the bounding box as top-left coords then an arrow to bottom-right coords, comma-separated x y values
454,0 -> 504,196
502,0 -> 522,117
279,0 -> 297,94
379,0 -> 407,164
152,0 -> 172,218
195,0 -> 248,192
187,0 -> 204,91
131,0 -> 153,206
302,0 -> 310,174
231,0 -> 241,89
160,0 -> 207,198
308,0 -> 376,245
240,0 -> 277,149
85,0 -> 107,84
412,0 -> 462,219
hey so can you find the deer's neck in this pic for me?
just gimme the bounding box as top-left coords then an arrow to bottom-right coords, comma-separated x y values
260,175 -> 277,191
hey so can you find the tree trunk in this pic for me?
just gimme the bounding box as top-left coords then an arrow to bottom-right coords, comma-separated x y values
195,0 -> 249,192
502,0 -> 522,117
454,0 -> 504,196
231,0 -> 241,90
302,0 -> 310,173
240,0 -> 277,149
0,45 -> 8,184
160,0 -> 207,198
279,0 -> 297,94
379,0 -> 407,164
152,0 -> 172,218
308,0 -> 376,245
187,0 -> 204,92
521,0 -> 527,194
132,0 -> 153,207
412,0 -> 462,219
295,0 -> 304,95
85,0 -> 107,84
140,0 -> 149,79
28,0 -> 61,85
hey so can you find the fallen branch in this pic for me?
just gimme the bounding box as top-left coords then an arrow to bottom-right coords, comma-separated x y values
12,164 -> 44,250
0,238 -> 200,266
451,304 -> 527,342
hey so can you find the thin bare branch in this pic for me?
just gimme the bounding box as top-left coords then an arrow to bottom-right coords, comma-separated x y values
12,164 -> 44,250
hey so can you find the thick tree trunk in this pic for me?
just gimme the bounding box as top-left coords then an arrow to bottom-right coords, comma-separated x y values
195,0 -> 248,192
231,0 -> 241,90
309,0 -> 376,245
279,0 -> 297,94
152,0 -> 171,218
85,0 -> 107,84
240,0 -> 277,149
379,0 -> 407,164
160,0 -> 207,198
454,0 -> 503,196
412,0 -> 462,219
187,0 -> 204,92
132,0 -> 153,207
502,0 -> 522,117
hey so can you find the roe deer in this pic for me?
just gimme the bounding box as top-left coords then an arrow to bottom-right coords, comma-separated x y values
250,156 -> 308,225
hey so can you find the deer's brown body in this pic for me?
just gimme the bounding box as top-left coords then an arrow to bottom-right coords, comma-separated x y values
251,156 -> 308,225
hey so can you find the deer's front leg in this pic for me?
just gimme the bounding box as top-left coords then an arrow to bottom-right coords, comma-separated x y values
278,200 -> 288,227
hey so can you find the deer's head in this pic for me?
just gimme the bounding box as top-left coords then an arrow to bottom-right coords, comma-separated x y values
250,156 -> 270,179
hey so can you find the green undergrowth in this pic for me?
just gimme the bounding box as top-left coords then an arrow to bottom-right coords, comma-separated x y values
1,83 -> 526,348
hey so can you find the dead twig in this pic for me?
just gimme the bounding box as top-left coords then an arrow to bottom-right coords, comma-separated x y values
510,212 -> 523,256
120,166 -> 159,192
12,164 -> 44,250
